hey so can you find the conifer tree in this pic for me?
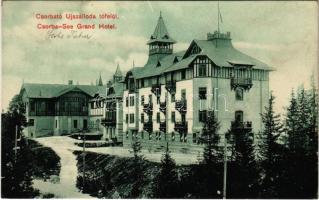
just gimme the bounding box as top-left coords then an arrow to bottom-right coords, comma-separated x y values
258,92 -> 284,197
201,111 -> 221,165
153,142 -> 179,198
285,89 -> 301,151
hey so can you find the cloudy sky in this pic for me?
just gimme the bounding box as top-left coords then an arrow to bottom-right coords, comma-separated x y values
2,1 -> 318,113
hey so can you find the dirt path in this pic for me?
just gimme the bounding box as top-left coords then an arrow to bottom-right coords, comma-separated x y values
33,136 -> 92,198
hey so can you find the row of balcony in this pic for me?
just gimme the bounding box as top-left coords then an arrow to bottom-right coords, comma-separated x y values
129,78 -> 252,94
140,120 -> 251,133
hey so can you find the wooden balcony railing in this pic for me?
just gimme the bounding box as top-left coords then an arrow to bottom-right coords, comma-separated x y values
231,77 -> 253,90
175,100 -> 187,113
231,121 -> 252,132
143,103 -> 153,114
165,80 -> 176,94
143,121 -> 153,133
174,121 -> 188,133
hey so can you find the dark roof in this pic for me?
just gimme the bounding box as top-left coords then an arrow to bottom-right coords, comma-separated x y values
21,83 -> 106,99
147,13 -> 176,44
135,51 -> 185,79
107,81 -> 124,98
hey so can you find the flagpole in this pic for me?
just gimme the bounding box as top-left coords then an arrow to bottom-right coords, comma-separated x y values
218,0 -> 220,34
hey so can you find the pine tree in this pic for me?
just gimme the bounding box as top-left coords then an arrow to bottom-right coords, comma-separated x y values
228,127 -> 258,198
307,75 -> 318,153
129,135 -> 144,198
258,92 -> 284,198
201,111 -> 221,165
285,89 -> 301,151
153,142 -> 180,198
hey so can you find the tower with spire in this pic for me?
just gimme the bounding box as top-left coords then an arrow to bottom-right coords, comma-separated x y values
113,63 -> 123,83
146,12 -> 176,64
98,73 -> 103,86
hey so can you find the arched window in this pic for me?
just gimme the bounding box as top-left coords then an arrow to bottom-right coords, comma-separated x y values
235,87 -> 244,101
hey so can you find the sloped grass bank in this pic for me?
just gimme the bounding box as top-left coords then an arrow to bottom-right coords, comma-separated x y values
28,139 -> 61,181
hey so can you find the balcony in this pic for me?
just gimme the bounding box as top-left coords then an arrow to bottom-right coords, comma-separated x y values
159,122 -> 166,133
106,102 -> 116,111
151,84 -> 161,96
143,121 -> 153,133
174,121 -> 188,133
149,48 -> 173,55
231,77 -> 253,90
165,80 -> 176,94
175,100 -> 187,113
101,118 -> 116,127
231,121 -> 252,132
143,103 -> 153,115
159,101 -> 166,113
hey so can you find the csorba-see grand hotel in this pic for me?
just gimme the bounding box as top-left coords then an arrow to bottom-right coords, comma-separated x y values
20,13 -> 273,152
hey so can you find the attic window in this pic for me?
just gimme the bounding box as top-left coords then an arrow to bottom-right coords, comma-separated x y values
163,34 -> 169,39
156,61 -> 161,67
173,57 -> 179,63
190,44 -> 201,55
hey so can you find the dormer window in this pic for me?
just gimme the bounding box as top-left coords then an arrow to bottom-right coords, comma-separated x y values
156,61 -> 161,67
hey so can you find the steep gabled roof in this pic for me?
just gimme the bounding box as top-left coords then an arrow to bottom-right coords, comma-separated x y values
20,83 -> 106,99
164,38 -> 273,72
107,81 -> 124,98
147,13 -> 176,44
135,51 -> 186,79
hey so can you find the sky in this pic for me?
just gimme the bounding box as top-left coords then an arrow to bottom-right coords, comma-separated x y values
2,1 -> 318,113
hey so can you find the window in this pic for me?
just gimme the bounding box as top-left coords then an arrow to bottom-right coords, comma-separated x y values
199,87 -> 207,100
171,112 -> 175,123
149,95 -> 152,104
126,131 -> 129,139
74,120 -> 78,128
55,120 -> 57,128
141,79 -> 144,88
141,113 -> 144,123
235,111 -> 243,122
171,93 -> 175,102
199,110 -> 207,122
181,89 -> 186,100
126,114 -> 128,123
235,88 -> 244,101
90,102 -> 94,109
181,70 -> 186,80
130,96 -> 135,106
157,112 -> 160,123
171,132 -> 175,141
198,64 -> 207,77
30,101 -> 36,112
28,119 -> 34,126
141,95 -> 144,105
130,114 -> 135,124
126,97 -> 129,107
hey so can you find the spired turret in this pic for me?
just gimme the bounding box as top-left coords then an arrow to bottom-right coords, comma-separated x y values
113,63 -> 123,83
147,12 -> 176,63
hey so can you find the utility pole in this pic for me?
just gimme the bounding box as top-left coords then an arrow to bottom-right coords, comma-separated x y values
223,133 -> 227,199
82,130 -> 86,191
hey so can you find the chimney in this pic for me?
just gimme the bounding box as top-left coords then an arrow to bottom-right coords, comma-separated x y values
68,80 -> 73,85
